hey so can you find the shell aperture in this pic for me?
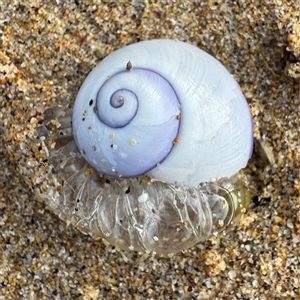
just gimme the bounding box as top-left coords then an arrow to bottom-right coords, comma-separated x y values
73,39 -> 253,186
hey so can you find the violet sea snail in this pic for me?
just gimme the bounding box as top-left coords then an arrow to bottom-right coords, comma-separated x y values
43,39 -> 253,254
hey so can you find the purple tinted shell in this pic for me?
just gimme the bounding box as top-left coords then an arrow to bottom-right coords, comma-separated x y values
73,40 -> 253,186
73,68 -> 180,178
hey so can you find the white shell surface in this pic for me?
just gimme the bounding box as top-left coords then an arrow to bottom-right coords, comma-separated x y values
73,39 -> 253,187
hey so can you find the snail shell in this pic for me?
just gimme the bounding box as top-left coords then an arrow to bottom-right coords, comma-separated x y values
73,39 -> 253,187
41,40 -> 254,254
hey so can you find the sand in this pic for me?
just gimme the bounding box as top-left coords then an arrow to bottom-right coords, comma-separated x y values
0,1 -> 299,299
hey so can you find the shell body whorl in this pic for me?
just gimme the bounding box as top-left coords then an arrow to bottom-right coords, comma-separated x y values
73,39 -> 253,186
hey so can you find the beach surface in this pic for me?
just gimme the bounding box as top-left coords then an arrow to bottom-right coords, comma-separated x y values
0,1 -> 299,299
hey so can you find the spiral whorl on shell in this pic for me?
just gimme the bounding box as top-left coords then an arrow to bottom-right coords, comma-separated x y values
78,68 -> 180,179
73,39 -> 253,187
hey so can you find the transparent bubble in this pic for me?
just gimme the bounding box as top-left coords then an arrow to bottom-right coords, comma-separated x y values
38,107 -> 251,254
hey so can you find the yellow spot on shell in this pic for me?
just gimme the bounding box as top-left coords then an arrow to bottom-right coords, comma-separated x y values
109,133 -> 115,139
173,137 -> 179,144
86,169 -> 93,177
130,139 -> 137,146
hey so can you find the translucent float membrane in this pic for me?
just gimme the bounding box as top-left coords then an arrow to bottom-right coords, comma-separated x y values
37,107 -> 250,254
